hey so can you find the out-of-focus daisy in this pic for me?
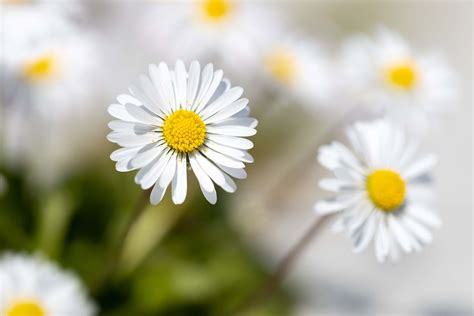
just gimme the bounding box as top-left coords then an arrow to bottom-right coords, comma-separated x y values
107,60 -> 257,205
1,5 -> 100,185
339,28 -> 457,131
136,0 -> 280,83
0,253 -> 96,316
0,0 -> 84,17
262,36 -> 336,109
315,119 -> 440,263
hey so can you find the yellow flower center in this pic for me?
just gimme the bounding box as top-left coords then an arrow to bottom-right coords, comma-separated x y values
201,0 -> 232,22
22,54 -> 56,82
385,61 -> 417,90
6,300 -> 46,316
366,169 -> 406,212
265,49 -> 296,84
163,109 -> 206,153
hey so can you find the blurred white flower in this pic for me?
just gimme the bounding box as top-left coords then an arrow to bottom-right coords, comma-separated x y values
0,0 -> 84,17
0,5 -> 101,186
262,36 -> 336,110
136,0 -> 280,83
0,253 -> 96,316
315,119 -> 441,263
107,60 -> 257,205
339,28 -> 458,131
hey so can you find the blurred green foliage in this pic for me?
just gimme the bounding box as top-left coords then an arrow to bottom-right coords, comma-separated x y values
0,156 -> 294,315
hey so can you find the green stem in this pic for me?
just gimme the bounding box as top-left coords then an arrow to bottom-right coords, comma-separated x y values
229,215 -> 332,315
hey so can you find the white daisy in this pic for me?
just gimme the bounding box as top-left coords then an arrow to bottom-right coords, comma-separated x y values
1,5 -> 100,185
262,35 -> 336,109
136,0 -> 280,83
315,119 -> 441,263
339,28 -> 457,131
0,253 -> 96,316
107,60 -> 257,205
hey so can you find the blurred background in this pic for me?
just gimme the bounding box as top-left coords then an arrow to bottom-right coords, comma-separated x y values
0,1 -> 472,315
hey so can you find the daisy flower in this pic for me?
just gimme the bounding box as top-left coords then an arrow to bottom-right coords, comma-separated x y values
107,60 -> 257,205
1,4 -> 100,185
262,35 -> 336,109
136,0 -> 280,83
339,28 -> 457,131
315,119 -> 441,263
0,253 -> 96,316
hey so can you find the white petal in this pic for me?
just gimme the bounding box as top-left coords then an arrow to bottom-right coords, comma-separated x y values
157,62 -> 177,111
149,64 -> 172,115
200,146 -> 245,169
215,163 -> 247,179
130,143 -> 166,169
107,132 -> 158,147
191,63 -> 213,111
136,150 -> 173,190
353,213 -> 377,253
108,104 -> 140,122
203,98 -> 249,125
158,152 -> 177,188
402,216 -> 433,244
195,70 -> 223,114
174,60 -> 187,108
319,178 -> 356,192
388,215 -> 413,253
195,152 -> 226,186
200,86 -> 243,120
186,60 -> 200,109
124,104 -> 163,125
108,120 -> 156,134
402,154 -> 437,180
206,125 -> 256,137
205,140 -> 253,162
314,199 -> 347,215
206,134 -> 253,150
189,153 -> 217,204
213,117 -> 258,128
117,94 -> 142,106
150,181 -> 167,205
139,74 -> 167,116
110,146 -> 142,162
171,155 -> 188,204
405,204 -> 441,227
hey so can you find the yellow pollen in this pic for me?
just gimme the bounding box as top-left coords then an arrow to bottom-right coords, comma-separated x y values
366,169 -> 406,212
163,109 -> 206,153
6,300 -> 46,316
266,50 -> 296,84
22,54 -> 56,82
201,0 -> 232,21
385,61 -> 417,90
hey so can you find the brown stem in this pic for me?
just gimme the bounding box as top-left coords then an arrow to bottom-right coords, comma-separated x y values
229,215 -> 332,315
91,189 -> 150,295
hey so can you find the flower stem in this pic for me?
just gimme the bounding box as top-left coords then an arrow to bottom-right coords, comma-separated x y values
229,215 -> 332,315
263,104 -> 362,209
91,189 -> 150,295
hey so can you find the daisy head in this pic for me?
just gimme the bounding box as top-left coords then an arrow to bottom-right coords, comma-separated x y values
262,36 -> 335,109
340,28 -> 457,130
0,253 -> 96,316
107,60 -> 257,205
1,4 -> 97,116
315,119 -> 441,263
136,1 -> 279,83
